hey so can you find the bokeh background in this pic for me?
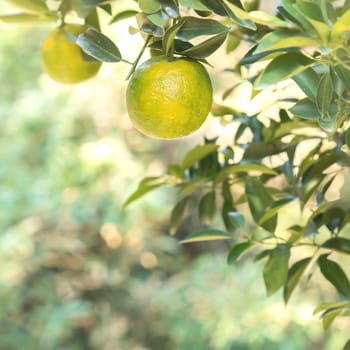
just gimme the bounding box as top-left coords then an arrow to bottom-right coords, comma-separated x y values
0,2 -> 349,349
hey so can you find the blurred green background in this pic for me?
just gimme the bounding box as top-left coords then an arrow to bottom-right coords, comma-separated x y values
0,3 -> 348,349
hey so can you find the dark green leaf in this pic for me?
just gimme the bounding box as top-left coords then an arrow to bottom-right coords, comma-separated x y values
227,241 -> 253,264
180,32 -> 227,59
176,16 -> 229,40
263,245 -> 290,296
109,10 -> 138,24
318,254 -> 350,298
283,257 -> 311,304
322,238 -> 350,256
245,177 -> 277,233
316,73 -> 334,115
161,0 -> 179,18
170,196 -> 190,235
256,52 -> 314,89
289,99 -> 320,121
76,28 -> 122,62
163,20 -> 185,57
292,68 -> 320,102
343,338 -> 350,350
181,144 -> 218,170
198,191 -> 216,224
180,229 -> 231,243
227,211 -> 245,228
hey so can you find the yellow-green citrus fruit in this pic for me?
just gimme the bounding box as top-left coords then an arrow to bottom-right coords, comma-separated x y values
126,57 -> 213,139
41,24 -> 101,84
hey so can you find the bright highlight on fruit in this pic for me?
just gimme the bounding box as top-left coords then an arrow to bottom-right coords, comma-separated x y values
41,24 -> 101,84
126,57 -> 213,139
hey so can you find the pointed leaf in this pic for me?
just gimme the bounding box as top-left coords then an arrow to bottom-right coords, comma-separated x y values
263,245 -> 291,296
123,177 -> 165,208
227,241 -> 253,264
245,177 -> 277,233
321,308 -> 343,330
176,16 -> 229,40
318,254 -> 350,298
256,52 -> 314,89
181,144 -> 218,170
322,237 -> 350,255
163,19 -> 185,56
284,257 -> 311,304
198,191 -> 216,224
316,73 -> 334,115
76,28 -> 122,62
180,32 -> 227,59
170,196 -> 190,235
292,68 -> 320,102
180,229 -> 231,244
109,10 -> 138,24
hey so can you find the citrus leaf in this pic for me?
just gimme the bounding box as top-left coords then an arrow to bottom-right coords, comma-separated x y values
292,68 -> 320,102
314,301 -> 350,315
289,98 -> 320,121
179,0 -> 208,11
318,254 -> 350,298
76,28 -> 122,62
283,257 -> 311,304
214,163 -> 277,185
316,73 -> 334,115
180,229 -> 231,244
176,16 -> 229,40
139,0 -> 161,13
227,241 -> 253,264
170,196 -> 190,235
227,211 -> 245,229
322,308 -> 343,330
123,177 -> 165,208
163,19 -> 185,57
180,31 -> 227,59
247,10 -> 291,28
343,338 -> 350,350
245,177 -> 277,233
256,52 -> 314,89
198,191 -> 216,224
109,10 -> 138,24
220,0 -> 256,30
161,0 -> 179,18
331,7 -> 350,39
263,245 -> 290,296
181,144 -> 218,170
322,237 -> 350,255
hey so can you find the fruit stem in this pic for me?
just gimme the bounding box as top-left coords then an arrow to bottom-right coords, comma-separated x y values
126,35 -> 151,80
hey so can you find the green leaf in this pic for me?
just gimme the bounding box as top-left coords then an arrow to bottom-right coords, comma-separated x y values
227,241 -> 253,264
254,32 -> 319,55
245,177 -> 277,233
332,65 -> 350,90
180,31 -> 227,59
176,16 -> 229,41
247,10 -> 291,28
283,257 -> 311,304
170,196 -> 190,235
220,0 -> 257,30
180,229 -> 231,244
314,301 -> 350,315
316,73 -> 334,115
123,177 -> 165,208
139,0 -> 161,13
180,0 -> 208,11
161,0 -> 179,18
321,308 -> 343,330
227,211 -> 245,228
181,144 -> 218,170
331,7 -> 350,39
214,163 -> 277,185
109,10 -> 138,24
76,28 -> 122,62
289,98 -> 320,121
318,254 -> 350,298
259,196 -> 298,226
198,191 -> 216,224
256,52 -> 314,89
292,68 -> 320,102
163,20 -> 185,57
322,237 -> 350,255
263,245 -> 290,296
